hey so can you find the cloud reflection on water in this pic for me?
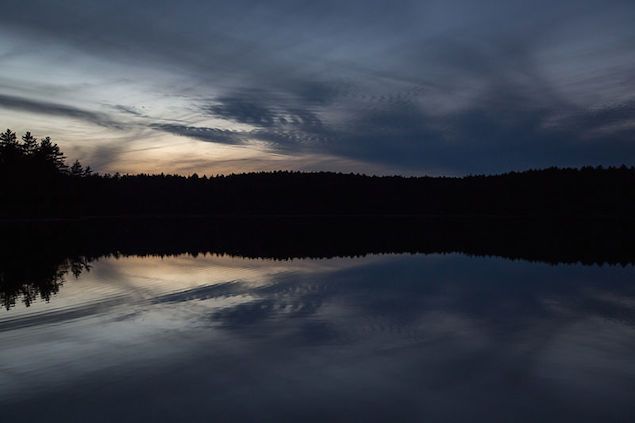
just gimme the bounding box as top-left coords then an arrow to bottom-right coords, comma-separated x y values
1,253 -> 635,421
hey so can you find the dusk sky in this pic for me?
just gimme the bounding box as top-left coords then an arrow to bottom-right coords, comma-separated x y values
1,0 -> 634,175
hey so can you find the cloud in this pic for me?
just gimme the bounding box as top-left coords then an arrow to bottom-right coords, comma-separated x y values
150,123 -> 247,145
201,73 -> 635,173
112,105 -> 146,118
1,0 -> 634,174
0,93 -> 125,130
207,96 -> 280,128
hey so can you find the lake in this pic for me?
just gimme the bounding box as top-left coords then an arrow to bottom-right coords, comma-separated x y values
2,250 -> 635,422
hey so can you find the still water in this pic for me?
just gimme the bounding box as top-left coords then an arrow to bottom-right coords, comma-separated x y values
2,252 -> 635,422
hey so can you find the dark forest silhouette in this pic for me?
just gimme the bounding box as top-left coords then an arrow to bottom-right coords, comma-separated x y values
2,216 -> 635,309
2,129 -> 635,218
0,253 -> 90,311
3,129 -> 635,308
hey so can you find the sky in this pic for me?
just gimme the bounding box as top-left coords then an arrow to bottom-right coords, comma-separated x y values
1,0 -> 634,176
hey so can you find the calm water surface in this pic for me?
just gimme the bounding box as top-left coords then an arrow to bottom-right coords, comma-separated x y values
2,253 -> 635,422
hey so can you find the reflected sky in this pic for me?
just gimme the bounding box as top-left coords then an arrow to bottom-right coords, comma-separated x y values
1,253 -> 635,422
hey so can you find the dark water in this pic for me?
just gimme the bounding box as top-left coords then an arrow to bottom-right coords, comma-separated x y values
1,252 -> 635,422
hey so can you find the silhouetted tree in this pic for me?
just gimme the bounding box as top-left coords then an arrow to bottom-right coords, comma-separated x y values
70,160 -> 84,176
2,216 -> 635,310
21,131 -> 38,155
0,253 -> 91,310
0,128 -> 18,147
0,129 -> 20,165
2,127 -> 635,219
35,136 -> 67,172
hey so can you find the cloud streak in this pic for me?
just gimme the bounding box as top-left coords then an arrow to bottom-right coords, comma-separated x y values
150,123 -> 247,145
0,93 -> 125,130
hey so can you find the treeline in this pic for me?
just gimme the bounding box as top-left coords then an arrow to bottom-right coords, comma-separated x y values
0,253 -> 89,310
3,216 -> 635,308
2,129 -> 635,218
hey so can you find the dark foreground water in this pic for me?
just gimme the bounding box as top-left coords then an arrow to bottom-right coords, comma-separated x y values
1,252 -> 635,422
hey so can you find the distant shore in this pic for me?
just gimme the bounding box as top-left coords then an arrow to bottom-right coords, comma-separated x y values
3,214 -> 635,265
2,213 -> 633,223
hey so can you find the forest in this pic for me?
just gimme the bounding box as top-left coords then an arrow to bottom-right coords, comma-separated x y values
3,216 -> 635,309
3,128 -> 635,309
2,128 -> 635,218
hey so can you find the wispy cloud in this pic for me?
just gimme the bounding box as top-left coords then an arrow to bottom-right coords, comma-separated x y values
0,93 -> 126,130
150,123 -> 247,145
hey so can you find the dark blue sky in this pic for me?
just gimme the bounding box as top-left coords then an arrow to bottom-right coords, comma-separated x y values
1,0 -> 634,175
